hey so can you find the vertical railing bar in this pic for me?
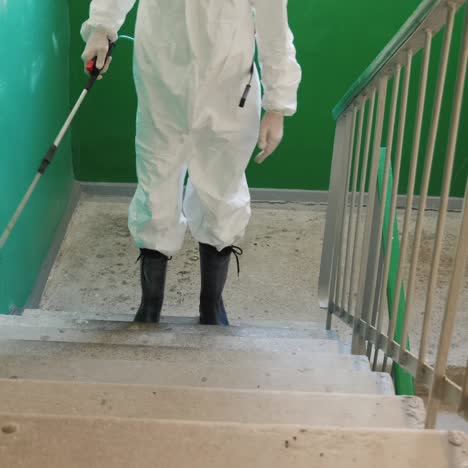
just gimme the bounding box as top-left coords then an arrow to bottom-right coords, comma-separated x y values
352,76 -> 389,355
461,360 -> 468,419
340,104 -> 365,312
361,193 -> 385,353
364,65 -> 402,361
321,115 -> 349,314
419,2 -> 468,369
400,4 -> 457,354
327,259 -> 338,330
347,90 -> 376,317
366,250 -> 386,359
335,107 -> 358,311
426,181 -> 468,429
373,51 -> 413,371
327,112 -> 354,329
383,30 -> 433,370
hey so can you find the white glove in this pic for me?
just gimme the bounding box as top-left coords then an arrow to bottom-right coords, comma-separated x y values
255,111 -> 285,164
81,30 -> 113,80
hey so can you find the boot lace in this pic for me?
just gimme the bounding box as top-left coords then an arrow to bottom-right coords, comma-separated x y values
229,246 -> 243,276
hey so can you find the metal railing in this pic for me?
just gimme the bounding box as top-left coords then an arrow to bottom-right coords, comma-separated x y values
318,0 -> 468,429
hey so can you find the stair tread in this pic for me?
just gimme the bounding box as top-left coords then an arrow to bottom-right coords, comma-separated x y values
0,379 -> 424,428
0,326 -> 343,354
0,315 -> 338,340
22,309 -> 325,330
0,356 -> 394,394
23,309 -> 326,330
0,339 -> 370,371
1,413 -> 465,468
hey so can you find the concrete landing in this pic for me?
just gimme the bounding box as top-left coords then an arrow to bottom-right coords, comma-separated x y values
1,414 -> 466,468
0,358 -> 394,394
0,379 -> 424,428
38,200 -> 327,325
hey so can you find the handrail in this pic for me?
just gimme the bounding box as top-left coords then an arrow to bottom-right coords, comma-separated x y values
321,0 -> 468,428
333,0 -> 445,120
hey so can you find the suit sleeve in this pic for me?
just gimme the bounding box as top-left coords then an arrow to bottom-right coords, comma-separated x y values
81,0 -> 137,41
252,0 -> 302,116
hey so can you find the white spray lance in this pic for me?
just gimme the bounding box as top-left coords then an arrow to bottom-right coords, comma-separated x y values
0,42 -> 117,250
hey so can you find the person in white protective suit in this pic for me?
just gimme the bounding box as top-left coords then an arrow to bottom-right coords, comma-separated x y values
81,0 -> 301,325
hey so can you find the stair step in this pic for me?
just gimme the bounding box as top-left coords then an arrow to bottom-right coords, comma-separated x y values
0,379 -> 424,428
0,326 -> 343,354
0,315 -> 338,341
0,338 -> 371,372
22,309 -> 327,330
0,357 -> 394,394
1,414 -> 465,468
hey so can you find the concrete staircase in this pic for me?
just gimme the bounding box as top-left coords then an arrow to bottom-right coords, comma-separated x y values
0,309 -> 466,467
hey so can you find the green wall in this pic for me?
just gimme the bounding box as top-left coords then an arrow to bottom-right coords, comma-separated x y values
69,3 -> 138,183
0,1 -> 74,314
397,4 -> 468,198
69,1 -> 466,196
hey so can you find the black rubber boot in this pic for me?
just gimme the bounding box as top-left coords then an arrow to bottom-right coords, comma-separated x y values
134,248 -> 169,323
199,243 -> 242,326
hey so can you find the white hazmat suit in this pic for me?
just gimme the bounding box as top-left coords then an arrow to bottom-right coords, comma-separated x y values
82,0 -> 301,257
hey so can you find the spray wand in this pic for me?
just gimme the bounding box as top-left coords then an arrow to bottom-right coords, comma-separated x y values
0,42 -> 116,250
